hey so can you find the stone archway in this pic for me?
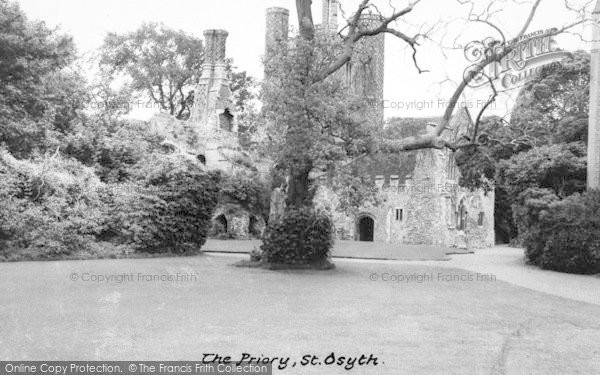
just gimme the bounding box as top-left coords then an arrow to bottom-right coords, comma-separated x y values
357,215 -> 375,242
213,214 -> 228,234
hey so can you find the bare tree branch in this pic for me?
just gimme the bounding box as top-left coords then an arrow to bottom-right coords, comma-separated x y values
311,0 -> 423,83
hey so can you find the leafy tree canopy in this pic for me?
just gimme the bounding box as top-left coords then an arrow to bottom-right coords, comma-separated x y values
99,23 -> 257,121
262,37 -> 380,207
456,52 -> 590,191
0,0 -> 82,157
99,22 -> 204,120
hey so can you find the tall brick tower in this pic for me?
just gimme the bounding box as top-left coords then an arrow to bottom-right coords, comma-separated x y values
589,2 -> 600,189
321,0 -> 339,34
265,7 -> 290,56
349,12 -> 385,122
263,2 -> 385,122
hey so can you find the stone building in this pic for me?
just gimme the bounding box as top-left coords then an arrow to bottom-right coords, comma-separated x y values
150,28 -> 265,239
265,0 -> 385,120
152,0 -> 495,247
313,108 -> 495,248
264,1 -> 494,248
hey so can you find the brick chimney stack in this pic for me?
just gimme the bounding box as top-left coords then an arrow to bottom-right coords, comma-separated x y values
204,29 -> 229,65
190,29 -> 234,136
265,7 -> 289,55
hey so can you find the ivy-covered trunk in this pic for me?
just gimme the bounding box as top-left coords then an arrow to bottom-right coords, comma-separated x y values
285,160 -> 314,208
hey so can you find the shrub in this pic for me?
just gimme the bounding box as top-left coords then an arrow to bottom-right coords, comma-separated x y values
112,156 -> 221,254
534,190 -> 600,274
219,172 -> 271,220
0,150 -> 105,259
512,187 -> 560,263
260,207 -> 334,265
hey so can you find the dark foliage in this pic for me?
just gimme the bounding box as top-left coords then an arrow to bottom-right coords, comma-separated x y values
111,158 -> 222,254
261,208 -> 334,265
522,190 -> 600,274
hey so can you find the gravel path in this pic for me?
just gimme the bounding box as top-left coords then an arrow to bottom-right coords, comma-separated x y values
338,245 -> 600,306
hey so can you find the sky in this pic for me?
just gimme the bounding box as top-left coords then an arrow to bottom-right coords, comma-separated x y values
15,0 -> 596,120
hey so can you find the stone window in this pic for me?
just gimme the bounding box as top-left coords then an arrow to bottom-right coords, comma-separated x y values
470,195 -> 482,210
447,152 -> 458,181
345,62 -> 353,87
395,208 -> 403,221
445,197 -> 456,228
219,108 -> 234,131
477,212 -> 484,227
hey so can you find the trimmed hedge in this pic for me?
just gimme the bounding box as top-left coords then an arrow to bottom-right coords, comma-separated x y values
260,207 -> 334,265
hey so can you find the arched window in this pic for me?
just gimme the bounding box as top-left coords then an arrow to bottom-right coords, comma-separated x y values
477,212 -> 484,227
445,196 -> 456,228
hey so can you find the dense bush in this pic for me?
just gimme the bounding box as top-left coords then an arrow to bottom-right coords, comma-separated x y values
0,150 -> 106,259
536,190 -> 600,274
520,189 -> 600,274
111,156 -> 221,254
219,172 -> 271,220
513,187 -> 560,263
63,119 -> 163,183
498,142 -> 587,200
0,148 -> 220,260
260,207 -> 333,265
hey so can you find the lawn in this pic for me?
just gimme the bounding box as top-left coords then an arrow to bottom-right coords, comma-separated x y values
0,254 -> 599,374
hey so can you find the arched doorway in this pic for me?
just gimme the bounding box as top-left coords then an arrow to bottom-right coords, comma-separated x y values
248,215 -> 263,237
357,216 -> 374,242
213,214 -> 228,235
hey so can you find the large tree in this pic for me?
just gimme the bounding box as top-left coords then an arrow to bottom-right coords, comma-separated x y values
456,52 -> 590,242
99,22 -> 204,120
262,35 -> 377,207
457,52 -> 590,189
99,24 -> 257,121
266,0 -> 588,209
0,0 -> 83,157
